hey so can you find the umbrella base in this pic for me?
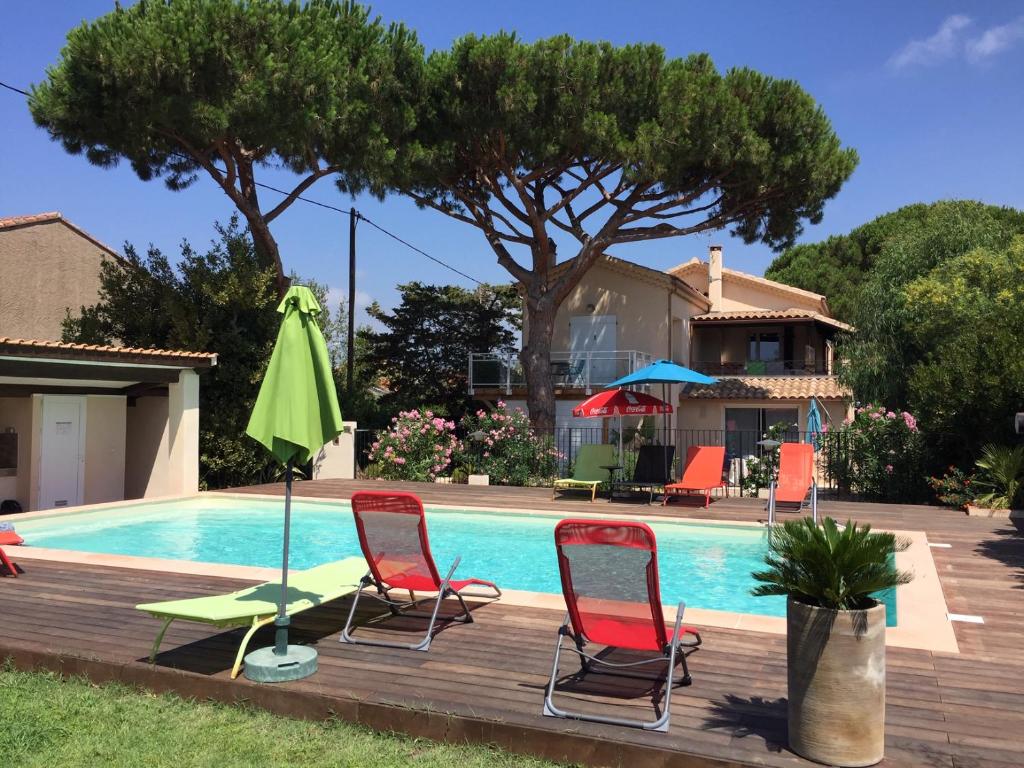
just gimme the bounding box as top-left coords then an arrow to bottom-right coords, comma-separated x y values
243,644 -> 318,683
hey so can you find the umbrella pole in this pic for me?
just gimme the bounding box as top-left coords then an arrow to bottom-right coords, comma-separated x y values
274,459 -> 293,656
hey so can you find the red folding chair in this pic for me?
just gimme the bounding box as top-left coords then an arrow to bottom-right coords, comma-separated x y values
543,519 -> 701,732
341,491 -> 501,651
767,442 -> 817,525
0,531 -> 23,578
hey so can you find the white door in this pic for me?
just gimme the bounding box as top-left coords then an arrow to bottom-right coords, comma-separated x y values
39,395 -> 86,509
569,315 -> 617,385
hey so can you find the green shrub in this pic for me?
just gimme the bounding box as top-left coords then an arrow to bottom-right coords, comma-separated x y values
928,466 -> 978,509
752,517 -> 912,611
459,402 -> 562,486
821,404 -> 927,502
974,443 -> 1024,509
368,410 -> 461,481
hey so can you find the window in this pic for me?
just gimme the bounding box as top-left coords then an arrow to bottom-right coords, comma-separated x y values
748,331 -> 781,362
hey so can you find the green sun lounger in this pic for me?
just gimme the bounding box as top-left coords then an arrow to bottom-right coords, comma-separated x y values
552,444 -> 616,502
137,557 -> 366,679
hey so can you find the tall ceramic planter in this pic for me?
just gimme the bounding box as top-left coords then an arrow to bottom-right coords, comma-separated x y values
787,597 -> 886,767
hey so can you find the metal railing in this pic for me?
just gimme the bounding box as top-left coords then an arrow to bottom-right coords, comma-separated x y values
468,350 -> 656,395
691,359 -> 832,376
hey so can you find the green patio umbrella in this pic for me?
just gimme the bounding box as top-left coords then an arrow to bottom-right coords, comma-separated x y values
243,286 -> 343,682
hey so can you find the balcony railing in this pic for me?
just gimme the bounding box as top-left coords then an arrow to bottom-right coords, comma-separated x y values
692,359 -> 832,377
469,350 -> 656,395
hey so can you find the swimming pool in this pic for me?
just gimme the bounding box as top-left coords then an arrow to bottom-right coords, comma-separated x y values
16,495 -> 896,624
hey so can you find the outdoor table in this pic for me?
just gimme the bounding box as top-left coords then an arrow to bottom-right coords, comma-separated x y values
600,464 -> 624,483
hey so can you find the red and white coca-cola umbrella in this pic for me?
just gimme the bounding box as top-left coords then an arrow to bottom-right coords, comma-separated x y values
572,389 -> 672,457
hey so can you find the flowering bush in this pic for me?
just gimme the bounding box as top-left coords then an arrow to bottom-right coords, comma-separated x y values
741,421 -> 792,497
928,466 -> 978,510
458,401 -> 562,486
822,404 -> 927,502
368,409 -> 461,481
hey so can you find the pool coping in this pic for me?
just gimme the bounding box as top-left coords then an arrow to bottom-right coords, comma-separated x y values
9,491 -> 959,654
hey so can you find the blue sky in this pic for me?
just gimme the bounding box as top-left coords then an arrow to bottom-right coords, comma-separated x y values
3,2 -> 1024,324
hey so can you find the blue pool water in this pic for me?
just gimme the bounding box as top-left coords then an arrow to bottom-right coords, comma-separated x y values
16,496 -> 896,624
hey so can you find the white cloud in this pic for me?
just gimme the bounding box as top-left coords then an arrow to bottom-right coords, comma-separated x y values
888,14 -> 972,71
967,15 -> 1024,61
325,286 -> 373,312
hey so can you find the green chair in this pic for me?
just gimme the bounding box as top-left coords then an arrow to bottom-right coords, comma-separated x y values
137,557 -> 366,679
553,444 -> 617,502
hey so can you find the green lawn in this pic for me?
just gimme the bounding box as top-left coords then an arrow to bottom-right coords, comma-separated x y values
0,666 -> 568,768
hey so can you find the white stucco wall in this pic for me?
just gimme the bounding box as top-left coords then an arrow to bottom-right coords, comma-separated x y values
83,395 -> 127,505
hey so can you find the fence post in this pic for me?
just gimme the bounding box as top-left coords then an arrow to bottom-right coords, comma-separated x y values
467,352 -> 474,395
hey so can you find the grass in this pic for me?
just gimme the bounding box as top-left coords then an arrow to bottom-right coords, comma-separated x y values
0,666 -> 568,768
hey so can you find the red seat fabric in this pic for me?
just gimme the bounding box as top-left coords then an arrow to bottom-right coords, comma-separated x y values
0,532 -> 24,546
775,443 -> 814,504
350,491 -> 495,594
554,519 -> 669,652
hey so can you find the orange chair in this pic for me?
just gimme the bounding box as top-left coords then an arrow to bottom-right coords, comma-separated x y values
768,442 -> 817,524
662,446 -> 727,507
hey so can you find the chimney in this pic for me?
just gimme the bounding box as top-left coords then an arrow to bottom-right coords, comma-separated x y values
708,245 -> 723,312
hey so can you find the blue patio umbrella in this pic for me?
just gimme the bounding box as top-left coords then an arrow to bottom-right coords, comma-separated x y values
606,360 -> 718,481
806,398 -> 824,451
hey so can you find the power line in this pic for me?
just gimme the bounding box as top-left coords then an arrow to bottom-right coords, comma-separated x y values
0,78 -> 485,285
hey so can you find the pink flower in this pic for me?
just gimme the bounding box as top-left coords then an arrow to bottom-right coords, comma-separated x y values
870,412 -> 881,420
885,464 -> 894,474
902,412 -> 918,432
497,400 -> 506,408
394,457 -> 406,465
885,411 -> 896,419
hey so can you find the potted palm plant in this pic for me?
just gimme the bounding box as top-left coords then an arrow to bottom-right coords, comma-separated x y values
966,444 -> 1024,518
753,518 -> 912,767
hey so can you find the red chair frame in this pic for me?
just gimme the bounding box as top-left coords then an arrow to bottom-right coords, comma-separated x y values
543,518 -> 701,732
341,491 -> 500,651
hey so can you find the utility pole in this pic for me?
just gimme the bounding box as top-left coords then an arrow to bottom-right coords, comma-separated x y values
347,208 -> 357,393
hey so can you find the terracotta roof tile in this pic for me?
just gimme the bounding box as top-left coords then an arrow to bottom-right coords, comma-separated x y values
0,212 -> 63,229
691,309 -> 853,332
0,337 -> 217,367
684,376 -> 850,400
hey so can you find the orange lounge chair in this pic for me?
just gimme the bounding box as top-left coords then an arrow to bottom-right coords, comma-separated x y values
662,446 -> 727,507
768,442 -> 817,524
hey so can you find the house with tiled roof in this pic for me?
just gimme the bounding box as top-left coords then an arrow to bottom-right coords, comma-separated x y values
468,244 -> 852,478
0,213 -> 215,512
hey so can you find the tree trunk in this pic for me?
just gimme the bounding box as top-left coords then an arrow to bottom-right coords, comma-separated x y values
521,292 -> 557,434
244,211 -> 289,298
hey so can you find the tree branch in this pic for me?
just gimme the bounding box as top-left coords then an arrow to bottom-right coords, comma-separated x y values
264,165 -> 342,223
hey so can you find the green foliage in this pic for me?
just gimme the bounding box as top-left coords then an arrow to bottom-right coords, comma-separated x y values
973,444 -> 1024,510
458,402 -> 561,486
358,282 -> 521,418
0,666 -> 562,768
30,0 -> 423,286
367,409 -> 461,482
900,239 -> 1024,465
62,218 -> 343,489
752,517 -> 912,611
928,466 -> 979,510
838,202 -> 1024,411
821,405 -> 926,503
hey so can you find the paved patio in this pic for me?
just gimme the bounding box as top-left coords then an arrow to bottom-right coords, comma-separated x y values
3,480 -> 1023,767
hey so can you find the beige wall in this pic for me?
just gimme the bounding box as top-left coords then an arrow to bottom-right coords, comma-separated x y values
0,221 -> 109,341
547,262 -> 703,359
167,370 -> 200,494
125,395 -> 171,499
675,265 -> 823,314
83,395 -> 127,505
0,396 -> 34,508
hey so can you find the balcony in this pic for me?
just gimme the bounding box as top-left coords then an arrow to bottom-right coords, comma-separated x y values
468,350 -> 656,395
691,358 -> 832,377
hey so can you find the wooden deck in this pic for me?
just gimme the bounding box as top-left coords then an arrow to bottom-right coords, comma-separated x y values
4,480 -> 1024,767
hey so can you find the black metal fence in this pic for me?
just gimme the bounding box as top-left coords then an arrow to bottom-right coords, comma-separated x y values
354,425 -> 863,497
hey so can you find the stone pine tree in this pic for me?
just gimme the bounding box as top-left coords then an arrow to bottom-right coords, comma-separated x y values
401,34 -> 858,431
29,0 -> 422,296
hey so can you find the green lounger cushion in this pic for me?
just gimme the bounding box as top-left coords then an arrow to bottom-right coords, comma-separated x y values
554,444 -> 616,486
137,557 -> 367,627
